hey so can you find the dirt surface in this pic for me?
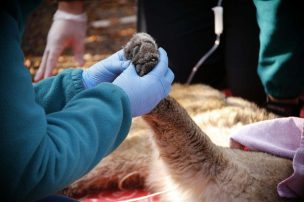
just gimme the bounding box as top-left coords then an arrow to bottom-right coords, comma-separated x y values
22,0 -> 137,79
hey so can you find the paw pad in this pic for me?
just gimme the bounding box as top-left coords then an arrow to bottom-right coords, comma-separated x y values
124,33 -> 159,76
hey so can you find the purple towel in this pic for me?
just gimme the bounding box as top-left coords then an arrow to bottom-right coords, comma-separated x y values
230,117 -> 304,198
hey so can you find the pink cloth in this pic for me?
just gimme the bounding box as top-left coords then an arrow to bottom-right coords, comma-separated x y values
230,117 -> 304,198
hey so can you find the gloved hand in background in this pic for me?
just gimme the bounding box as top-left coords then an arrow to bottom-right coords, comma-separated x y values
113,48 -> 174,117
82,49 -> 130,89
35,10 -> 87,82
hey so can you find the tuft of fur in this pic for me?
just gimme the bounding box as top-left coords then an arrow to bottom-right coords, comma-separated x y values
62,33 -> 299,201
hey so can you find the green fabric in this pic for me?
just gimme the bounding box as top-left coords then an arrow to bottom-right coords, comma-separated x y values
0,2 -> 132,202
34,69 -> 85,114
253,0 -> 304,98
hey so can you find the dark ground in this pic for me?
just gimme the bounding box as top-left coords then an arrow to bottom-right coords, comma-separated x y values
22,0 -> 137,78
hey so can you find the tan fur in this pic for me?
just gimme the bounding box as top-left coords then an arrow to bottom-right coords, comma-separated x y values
144,96 -> 295,202
62,33 -> 299,201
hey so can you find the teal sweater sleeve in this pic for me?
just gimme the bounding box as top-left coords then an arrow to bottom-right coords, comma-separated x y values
253,0 -> 304,98
0,4 -> 132,202
34,69 -> 86,114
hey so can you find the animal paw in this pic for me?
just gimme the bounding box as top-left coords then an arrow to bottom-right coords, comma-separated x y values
124,33 -> 159,76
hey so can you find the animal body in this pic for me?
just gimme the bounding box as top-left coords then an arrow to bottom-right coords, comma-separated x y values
63,33 -> 299,202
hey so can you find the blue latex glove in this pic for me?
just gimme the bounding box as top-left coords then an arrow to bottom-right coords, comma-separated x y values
113,48 -> 174,117
82,49 -> 130,89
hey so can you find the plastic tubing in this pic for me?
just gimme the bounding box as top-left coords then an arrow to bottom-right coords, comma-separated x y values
186,1 -> 223,84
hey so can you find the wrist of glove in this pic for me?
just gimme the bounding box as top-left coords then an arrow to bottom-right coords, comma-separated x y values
113,48 -> 174,117
54,10 -> 87,22
82,49 -> 130,89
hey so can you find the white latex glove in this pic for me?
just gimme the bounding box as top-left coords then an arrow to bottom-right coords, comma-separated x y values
35,10 -> 87,81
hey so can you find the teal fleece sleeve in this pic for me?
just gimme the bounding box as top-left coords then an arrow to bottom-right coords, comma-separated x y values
0,5 -> 131,202
253,0 -> 304,98
34,69 -> 86,114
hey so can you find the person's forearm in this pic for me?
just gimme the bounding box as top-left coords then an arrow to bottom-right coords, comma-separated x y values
34,69 -> 85,114
1,11 -> 131,200
58,1 -> 85,14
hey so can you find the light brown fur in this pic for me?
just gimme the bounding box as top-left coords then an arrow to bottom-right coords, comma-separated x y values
144,96 -> 295,202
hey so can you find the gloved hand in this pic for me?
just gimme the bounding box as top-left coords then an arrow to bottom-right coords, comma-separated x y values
35,10 -> 87,82
113,48 -> 174,117
82,49 -> 130,89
